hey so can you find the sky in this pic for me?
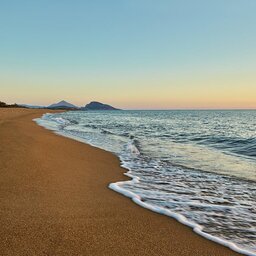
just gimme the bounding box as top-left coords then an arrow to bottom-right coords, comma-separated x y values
0,0 -> 256,109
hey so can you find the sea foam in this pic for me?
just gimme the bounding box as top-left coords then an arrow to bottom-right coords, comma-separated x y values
109,163 -> 256,256
34,110 -> 256,255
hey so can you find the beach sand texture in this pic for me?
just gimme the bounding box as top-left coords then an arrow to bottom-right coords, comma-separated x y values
0,108 -> 241,256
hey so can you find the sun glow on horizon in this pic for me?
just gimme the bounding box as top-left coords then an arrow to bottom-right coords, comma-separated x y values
0,1 -> 256,109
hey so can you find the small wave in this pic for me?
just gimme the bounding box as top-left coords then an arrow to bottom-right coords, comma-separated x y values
109,157 -> 256,256
187,135 -> 256,159
68,119 -> 79,125
83,124 -> 98,129
53,117 -> 70,125
109,181 -> 255,256
125,136 -> 141,155
101,129 -> 115,135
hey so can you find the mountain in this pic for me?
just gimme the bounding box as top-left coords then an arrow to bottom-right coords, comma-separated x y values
48,100 -> 78,109
82,101 -> 120,111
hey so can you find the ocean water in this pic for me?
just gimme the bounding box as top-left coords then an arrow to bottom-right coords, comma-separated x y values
35,110 -> 256,255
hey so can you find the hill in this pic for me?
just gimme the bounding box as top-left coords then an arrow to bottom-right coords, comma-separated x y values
82,101 -> 120,111
48,100 -> 78,109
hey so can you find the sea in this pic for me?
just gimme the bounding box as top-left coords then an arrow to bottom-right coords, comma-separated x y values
35,110 -> 256,255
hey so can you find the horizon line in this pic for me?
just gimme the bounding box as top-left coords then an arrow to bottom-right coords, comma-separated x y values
2,100 -> 255,111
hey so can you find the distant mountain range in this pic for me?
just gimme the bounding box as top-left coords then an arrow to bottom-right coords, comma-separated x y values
47,100 -> 120,110
1,100 -> 121,110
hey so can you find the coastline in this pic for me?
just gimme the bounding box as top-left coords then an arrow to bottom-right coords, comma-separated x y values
0,108 -> 242,255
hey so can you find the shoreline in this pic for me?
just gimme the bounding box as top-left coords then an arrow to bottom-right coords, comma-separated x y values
36,111 -> 254,256
0,108 -> 242,255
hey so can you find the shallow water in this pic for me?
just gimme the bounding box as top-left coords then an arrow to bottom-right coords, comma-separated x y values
36,110 -> 256,255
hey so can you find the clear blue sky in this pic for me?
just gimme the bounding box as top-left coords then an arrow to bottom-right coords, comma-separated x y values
1,0 -> 256,109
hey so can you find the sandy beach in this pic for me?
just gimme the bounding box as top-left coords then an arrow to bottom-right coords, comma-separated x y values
0,108 -> 241,256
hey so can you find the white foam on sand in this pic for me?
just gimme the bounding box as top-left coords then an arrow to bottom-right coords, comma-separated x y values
109,160 -> 256,256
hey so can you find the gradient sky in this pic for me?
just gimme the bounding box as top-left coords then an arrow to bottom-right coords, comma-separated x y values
1,0 -> 256,109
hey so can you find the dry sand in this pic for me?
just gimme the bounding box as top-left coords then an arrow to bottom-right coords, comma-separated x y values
0,108 -> 241,256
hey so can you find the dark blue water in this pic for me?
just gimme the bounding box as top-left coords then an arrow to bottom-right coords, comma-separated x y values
36,110 -> 256,255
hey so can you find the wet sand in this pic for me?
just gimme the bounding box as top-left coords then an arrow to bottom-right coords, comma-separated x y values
0,108 -> 241,256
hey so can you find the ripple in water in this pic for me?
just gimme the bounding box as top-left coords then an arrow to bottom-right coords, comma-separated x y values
35,110 -> 256,255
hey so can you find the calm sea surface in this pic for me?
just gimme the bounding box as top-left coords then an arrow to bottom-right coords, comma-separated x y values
36,110 -> 256,254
